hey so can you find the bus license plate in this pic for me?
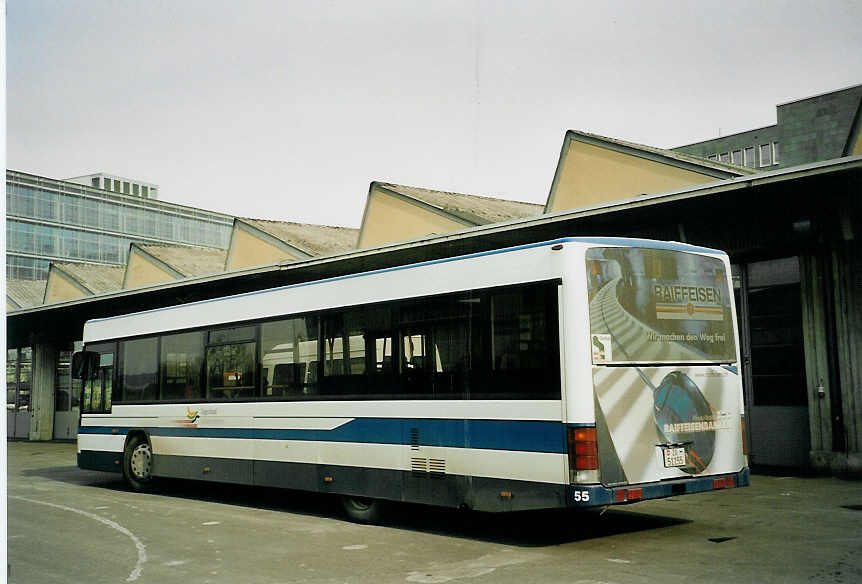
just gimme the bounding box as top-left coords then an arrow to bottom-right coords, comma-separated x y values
663,447 -> 686,468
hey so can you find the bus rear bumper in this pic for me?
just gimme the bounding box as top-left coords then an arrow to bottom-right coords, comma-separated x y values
567,468 -> 749,508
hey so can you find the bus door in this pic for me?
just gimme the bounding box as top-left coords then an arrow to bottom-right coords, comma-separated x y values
80,343 -> 116,415
586,247 -> 746,487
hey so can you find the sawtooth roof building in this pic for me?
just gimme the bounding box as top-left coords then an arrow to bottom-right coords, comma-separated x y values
122,243 -> 229,289
357,182 -> 544,249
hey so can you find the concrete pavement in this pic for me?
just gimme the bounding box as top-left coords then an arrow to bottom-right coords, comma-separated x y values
6,441 -> 862,584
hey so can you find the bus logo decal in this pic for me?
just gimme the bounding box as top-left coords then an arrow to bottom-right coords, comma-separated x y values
177,407 -> 200,427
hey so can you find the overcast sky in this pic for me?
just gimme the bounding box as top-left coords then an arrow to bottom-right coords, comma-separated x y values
7,1 -> 862,227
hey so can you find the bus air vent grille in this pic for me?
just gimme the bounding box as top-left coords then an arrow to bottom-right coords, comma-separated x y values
411,457 -> 446,478
410,428 -> 420,451
429,459 -> 446,476
411,458 -> 428,474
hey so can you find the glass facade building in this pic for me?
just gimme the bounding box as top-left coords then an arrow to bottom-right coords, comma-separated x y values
6,170 -> 234,280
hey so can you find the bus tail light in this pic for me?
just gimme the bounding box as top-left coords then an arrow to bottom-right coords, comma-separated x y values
568,426 -> 598,482
614,487 -> 643,502
713,476 -> 735,489
741,414 -> 748,456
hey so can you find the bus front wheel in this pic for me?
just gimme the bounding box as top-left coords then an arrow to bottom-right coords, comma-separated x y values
340,495 -> 385,524
123,435 -> 154,492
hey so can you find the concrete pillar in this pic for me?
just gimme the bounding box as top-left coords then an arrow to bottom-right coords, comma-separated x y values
29,342 -> 58,441
832,242 -> 862,472
799,253 -> 834,467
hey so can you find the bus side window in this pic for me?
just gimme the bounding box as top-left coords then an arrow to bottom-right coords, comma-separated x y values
367,334 -> 395,395
397,291 -> 478,399
322,308 -> 389,398
118,337 -> 159,402
206,342 -> 256,400
161,332 -> 204,401
260,316 -> 319,398
322,326 -> 364,395
487,284 -> 559,400
402,332 -> 432,395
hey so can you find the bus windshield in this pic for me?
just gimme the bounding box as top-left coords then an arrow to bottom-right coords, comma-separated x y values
586,247 -> 736,364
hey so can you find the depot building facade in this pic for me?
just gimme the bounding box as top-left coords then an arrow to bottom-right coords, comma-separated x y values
7,86 -> 862,475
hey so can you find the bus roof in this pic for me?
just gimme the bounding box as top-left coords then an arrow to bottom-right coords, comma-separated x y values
556,237 -> 725,255
83,236 -> 727,332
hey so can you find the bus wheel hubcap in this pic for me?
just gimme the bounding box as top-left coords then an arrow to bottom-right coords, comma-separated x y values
347,497 -> 372,511
130,444 -> 152,479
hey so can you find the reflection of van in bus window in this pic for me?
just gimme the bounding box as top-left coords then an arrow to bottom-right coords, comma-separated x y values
261,341 -> 318,396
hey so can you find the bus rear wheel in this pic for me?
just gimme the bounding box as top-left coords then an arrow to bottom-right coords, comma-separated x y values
340,495 -> 385,524
123,435 -> 154,492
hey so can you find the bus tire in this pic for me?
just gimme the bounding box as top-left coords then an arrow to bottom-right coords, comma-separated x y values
340,495 -> 384,524
123,434 -> 154,492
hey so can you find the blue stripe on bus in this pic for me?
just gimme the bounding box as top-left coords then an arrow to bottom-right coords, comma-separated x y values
86,236 -> 726,326
78,418 -> 568,454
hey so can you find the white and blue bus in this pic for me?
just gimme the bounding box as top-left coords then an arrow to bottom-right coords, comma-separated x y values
75,237 -> 749,521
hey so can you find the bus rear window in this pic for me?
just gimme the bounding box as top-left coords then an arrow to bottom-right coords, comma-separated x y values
586,247 -> 736,364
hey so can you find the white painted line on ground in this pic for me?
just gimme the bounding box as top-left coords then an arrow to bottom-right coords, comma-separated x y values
11,495 -> 147,582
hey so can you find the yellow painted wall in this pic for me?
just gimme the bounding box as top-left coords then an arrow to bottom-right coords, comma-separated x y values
226,226 -> 300,270
124,251 -> 177,289
852,131 -> 862,156
7,300 -> 19,311
548,140 -> 720,212
44,272 -> 89,304
358,188 -> 466,248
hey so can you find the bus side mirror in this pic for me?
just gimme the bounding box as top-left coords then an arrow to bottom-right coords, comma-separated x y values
72,351 -> 97,380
